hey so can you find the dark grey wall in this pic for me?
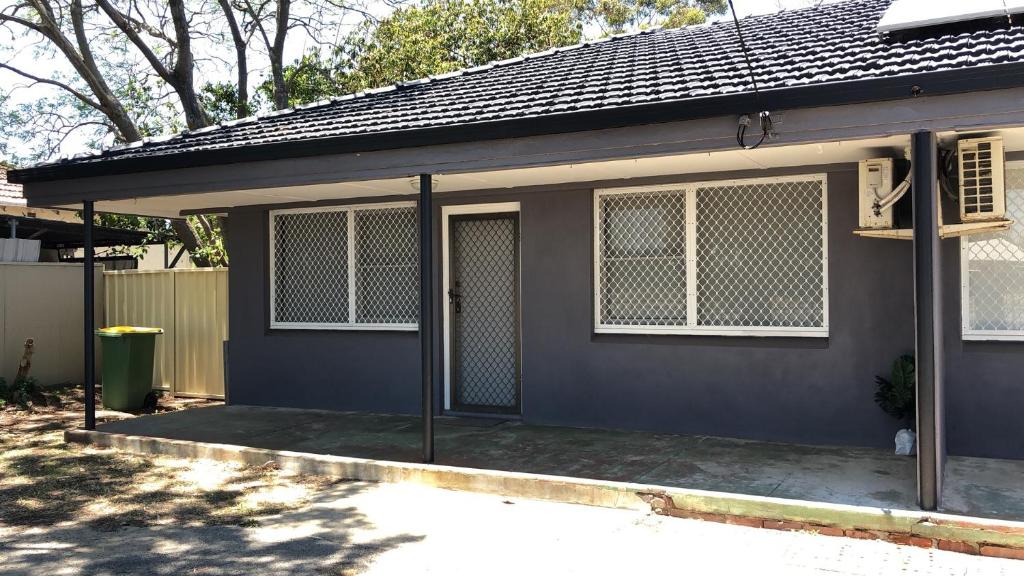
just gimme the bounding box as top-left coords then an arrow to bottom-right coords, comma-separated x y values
508,168 -> 915,449
226,163 -> 1023,457
944,150 -> 1024,459
227,210 -> 421,414
943,242 -> 1024,459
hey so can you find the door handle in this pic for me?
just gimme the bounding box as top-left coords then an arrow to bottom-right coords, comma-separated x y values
448,283 -> 462,313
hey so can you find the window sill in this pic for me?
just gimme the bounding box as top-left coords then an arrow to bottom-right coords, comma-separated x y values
594,326 -> 829,338
270,323 -> 418,332
962,332 -> 1024,342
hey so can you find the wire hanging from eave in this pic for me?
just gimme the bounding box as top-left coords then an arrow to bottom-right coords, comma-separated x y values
727,0 -> 772,150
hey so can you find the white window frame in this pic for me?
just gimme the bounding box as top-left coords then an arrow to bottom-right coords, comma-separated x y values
593,174 -> 829,338
269,201 -> 418,331
960,159 -> 1024,341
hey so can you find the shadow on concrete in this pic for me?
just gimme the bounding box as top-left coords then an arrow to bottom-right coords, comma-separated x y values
0,482 -> 426,575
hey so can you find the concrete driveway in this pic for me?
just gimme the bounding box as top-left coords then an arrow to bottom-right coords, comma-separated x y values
3,481 -> 1021,576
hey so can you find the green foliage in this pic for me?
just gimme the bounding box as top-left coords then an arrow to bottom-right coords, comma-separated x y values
343,0 -> 584,93
271,0 -> 584,105
257,53 -> 343,109
202,83 -> 256,124
87,213 -> 175,259
874,354 -> 916,424
0,376 -> 40,409
580,0 -> 725,33
201,81 -> 247,123
187,215 -> 229,267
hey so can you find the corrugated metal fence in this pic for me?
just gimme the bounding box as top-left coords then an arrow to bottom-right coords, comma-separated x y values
104,268 -> 228,398
0,262 -> 103,385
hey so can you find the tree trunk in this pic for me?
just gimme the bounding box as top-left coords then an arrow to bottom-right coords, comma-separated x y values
167,0 -> 211,129
218,0 -> 250,118
170,219 -> 212,267
271,0 -> 291,109
97,0 -> 211,130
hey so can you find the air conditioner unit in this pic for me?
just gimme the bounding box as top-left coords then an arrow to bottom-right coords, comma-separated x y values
858,158 -> 895,229
958,136 -> 1006,222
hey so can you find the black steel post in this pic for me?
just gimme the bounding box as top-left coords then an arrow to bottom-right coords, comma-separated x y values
419,174 -> 435,463
83,200 -> 96,430
912,131 -> 943,511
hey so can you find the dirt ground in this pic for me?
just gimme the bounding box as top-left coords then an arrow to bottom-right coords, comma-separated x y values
0,386 -> 339,532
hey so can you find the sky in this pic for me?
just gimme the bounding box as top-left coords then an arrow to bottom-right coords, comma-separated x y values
0,0 -> 831,163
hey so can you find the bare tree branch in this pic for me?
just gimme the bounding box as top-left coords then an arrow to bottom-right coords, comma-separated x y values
0,63 -> 103,111
0,11 -> 46,35
238,0 -> 290,109
13,0 -> 143,141
96,0 -> 174,81
96,0 -> 210,128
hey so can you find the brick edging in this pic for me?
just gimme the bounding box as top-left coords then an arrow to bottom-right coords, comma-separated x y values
640,491 -> 1024,559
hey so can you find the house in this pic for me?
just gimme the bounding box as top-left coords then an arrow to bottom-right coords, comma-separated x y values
10,0 -> 1024,511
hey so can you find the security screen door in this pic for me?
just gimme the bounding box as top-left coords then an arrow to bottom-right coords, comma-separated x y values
448,213 -> 521,414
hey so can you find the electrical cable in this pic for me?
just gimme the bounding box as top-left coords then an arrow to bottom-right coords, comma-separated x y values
728,0 -> 771,150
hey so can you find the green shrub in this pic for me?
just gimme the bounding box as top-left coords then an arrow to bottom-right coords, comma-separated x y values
0,376 -> 40,408
874,354 -> 916,425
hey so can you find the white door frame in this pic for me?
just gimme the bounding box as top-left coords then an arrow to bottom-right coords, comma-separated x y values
441,201 -> 521,411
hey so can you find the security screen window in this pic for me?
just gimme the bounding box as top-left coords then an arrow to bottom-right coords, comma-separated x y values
962,165 -> 1024,339
270,203 -> 418,330
595,176 -> 828,337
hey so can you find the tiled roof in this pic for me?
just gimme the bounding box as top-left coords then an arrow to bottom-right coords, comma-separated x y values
0,168 -> 25,205
17,0 -> 1024,174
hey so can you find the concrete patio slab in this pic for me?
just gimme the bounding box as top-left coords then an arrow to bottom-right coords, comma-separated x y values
83,405 -> 1024,522
65,405 -> 1024,556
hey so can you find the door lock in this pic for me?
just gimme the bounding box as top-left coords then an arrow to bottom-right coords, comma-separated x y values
448,282 -> 462,313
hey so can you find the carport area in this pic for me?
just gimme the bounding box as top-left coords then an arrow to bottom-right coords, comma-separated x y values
91,405 -> 1024,522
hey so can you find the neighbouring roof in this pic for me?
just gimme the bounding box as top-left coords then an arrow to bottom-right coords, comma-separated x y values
12,0 -> 1024,183
2,167 -> 155,246
0,167 -> 25,205
3,216 -> 152,249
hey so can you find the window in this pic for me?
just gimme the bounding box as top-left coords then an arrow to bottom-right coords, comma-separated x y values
962,163 -> 1024,340
270,202 -> 418,330
594,176 -> 828,337
598,189 -> 688,326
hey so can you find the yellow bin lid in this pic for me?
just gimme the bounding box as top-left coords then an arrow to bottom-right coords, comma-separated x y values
96,326 -> 164,335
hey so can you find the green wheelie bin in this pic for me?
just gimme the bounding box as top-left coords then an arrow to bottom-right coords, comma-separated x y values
96,326 -> 164,411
